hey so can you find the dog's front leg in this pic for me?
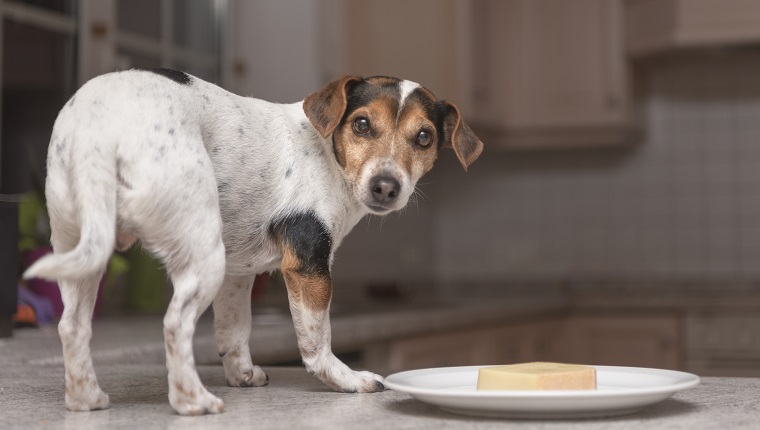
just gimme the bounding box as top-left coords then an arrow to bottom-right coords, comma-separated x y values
281,261 -> 384,393
272,214 -> 384,393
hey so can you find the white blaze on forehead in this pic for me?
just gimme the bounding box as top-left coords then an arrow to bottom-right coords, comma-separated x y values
398,80 -> 421,110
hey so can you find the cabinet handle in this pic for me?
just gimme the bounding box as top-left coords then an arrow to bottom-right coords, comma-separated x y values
91,21 -> 108,38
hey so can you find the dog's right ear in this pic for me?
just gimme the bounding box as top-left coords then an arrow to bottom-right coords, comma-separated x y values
303,75 -> 362,139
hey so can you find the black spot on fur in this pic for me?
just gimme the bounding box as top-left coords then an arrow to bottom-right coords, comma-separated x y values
217,181 -> 229,194
67,95 -> 76,108
238,127 -> 245,137
268,211 -> 332,276
211,146 -> 220,155
138,67 -> 192,85
285,167 -> 292,178
168,128 -> 175,135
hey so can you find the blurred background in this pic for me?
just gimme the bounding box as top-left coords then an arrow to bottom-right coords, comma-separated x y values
3,0 -> 760,376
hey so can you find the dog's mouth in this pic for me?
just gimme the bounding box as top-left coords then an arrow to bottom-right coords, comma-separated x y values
366,204 -> 393,214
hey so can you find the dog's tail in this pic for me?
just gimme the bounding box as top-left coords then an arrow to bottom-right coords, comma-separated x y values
23,134 -> 116,282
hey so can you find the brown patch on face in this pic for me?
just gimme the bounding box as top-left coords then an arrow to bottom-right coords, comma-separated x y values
280,245 -> 332,311
332,81 -> 440,210
397,102 -> 440,178
333,96 -> 397,176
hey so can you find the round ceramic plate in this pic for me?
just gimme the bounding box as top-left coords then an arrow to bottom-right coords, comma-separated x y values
384,365 -> 700,419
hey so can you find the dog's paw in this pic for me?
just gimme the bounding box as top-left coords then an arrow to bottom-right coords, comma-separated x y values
225,365 -> 269,388
316,368 -> 385,393
65,387 -> 110,412
344,370 -> 385,393
170,386 -> 225,416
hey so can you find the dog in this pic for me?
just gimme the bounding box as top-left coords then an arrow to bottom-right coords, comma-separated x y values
23,68 -> 483,415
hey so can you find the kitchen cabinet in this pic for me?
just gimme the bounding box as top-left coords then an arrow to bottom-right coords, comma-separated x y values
686,313 -> 760,377
332,0 -> 634,150
468,0 -> 633,150
364,317 -> 568,373
364,314 -> 682,373
565,315 -> 682,369
336,0 -> 465,102
627,0 -> 760,57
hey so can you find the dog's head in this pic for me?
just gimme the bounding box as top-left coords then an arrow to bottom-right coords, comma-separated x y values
303,75 -> 483,215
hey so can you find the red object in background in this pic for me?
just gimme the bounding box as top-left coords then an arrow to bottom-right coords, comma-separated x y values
22,246 -> 105,319
251,272 -> 269,303
12,303 -> 36,326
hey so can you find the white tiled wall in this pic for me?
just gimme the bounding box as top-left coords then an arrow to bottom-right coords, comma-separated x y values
433,50 -> 760,287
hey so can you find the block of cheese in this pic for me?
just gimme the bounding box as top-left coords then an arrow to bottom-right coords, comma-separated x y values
476,362 -> 597,391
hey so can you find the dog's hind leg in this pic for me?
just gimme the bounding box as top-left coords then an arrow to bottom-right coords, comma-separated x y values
162,254 -> 226,415
141,153 -> 227,415
213,274 -> 268,387
58,274 -> 110,411
42,134 -> 113,412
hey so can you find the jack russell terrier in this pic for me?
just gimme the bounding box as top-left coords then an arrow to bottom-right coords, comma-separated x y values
23,69 -> 483,415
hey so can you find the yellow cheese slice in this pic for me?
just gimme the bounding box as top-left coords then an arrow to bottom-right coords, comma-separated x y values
476,362 -> 597,391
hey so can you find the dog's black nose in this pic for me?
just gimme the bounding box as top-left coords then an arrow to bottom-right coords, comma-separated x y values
370,176 -> 401,205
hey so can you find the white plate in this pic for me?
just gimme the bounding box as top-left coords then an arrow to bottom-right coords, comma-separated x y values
384,365 -> 700,419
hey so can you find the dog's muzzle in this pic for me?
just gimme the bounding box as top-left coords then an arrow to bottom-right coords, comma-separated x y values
366,175 -> 401,213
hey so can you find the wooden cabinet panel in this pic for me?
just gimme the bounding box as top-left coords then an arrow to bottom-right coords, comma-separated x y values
566,316 -> 682,369
479,0 -> 628,130
381,327 -> 495,371
341,0 -> 463,101
627,0 -> 760,57
331,0 -> 633,150
686,314 -> 760,376
366,315 -> 682,373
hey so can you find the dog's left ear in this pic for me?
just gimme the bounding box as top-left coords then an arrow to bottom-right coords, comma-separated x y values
442,101 -> 484,171
303,75 -> 362,139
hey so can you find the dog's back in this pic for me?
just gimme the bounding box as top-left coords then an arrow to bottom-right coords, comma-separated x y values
26,70 -> 209,280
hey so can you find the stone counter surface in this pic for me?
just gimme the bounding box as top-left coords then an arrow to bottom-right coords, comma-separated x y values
7,295 -> 568,368
1,365 -> 759,429
4,290 -> 760,428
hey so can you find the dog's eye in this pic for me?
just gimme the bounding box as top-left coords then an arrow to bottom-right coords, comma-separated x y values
416,130 -> 432,147
353,117 -> 370,135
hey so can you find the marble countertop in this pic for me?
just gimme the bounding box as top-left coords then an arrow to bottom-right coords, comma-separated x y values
2,365 -> 759,429
5,288 -> 760,428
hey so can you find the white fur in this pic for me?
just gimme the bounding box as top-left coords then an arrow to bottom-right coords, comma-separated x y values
398,79 -> 420,109
22,70 -> 387,415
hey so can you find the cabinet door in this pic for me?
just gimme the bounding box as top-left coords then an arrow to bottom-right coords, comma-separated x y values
568,316 -> 682,369
376,319 -> 569,372
627,0 -> 760,56
383,328 -> 494,371
472,0 -> 629,132
340,0 -> 464,101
